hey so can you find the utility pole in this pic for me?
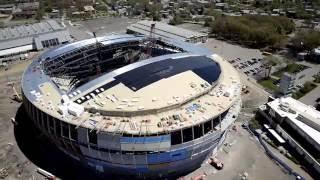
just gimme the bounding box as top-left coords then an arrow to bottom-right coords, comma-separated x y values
147,23 -> 155,57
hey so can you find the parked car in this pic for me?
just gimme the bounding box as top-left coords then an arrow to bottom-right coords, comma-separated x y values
296,84 -> 304,88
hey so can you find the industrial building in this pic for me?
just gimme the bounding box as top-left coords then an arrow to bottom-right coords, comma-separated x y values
0,20 -> 71,58
22,34 -> 241,178
259,97 -> 320,176
127,20 -> 208,43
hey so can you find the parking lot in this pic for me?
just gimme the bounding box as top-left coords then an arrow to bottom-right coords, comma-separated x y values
228,57 -> 269,80
201,39 -> 269,81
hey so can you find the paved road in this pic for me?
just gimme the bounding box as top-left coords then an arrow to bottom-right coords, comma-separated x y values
67,17 -> 138,41
299,84 -> 320,106
201,39 -> 263,61
294,62 -> 320,86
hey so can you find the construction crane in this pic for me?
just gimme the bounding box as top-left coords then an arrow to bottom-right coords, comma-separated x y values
146,23 -> 156,57
93,32 -> 102,75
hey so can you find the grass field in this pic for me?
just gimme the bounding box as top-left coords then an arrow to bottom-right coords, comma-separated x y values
272,63 -> 308,77
313,73 -> 320,83
258,77 -> 279,92
292,82 -> 317,99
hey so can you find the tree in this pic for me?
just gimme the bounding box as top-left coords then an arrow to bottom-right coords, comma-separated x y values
210,15 -> 293,48
35,7 -> 44,21
204,8 -> 222,18
169,15 -> 183,25
204,17 -> 213,27
43,0 -> 53,13
291,30 -> 320,51
152,12 -> 161,21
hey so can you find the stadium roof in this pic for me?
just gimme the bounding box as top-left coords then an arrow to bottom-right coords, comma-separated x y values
73,55 -> 221,107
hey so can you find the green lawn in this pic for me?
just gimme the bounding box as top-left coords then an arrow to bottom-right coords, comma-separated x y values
292,82 -> 317,99
313,73 -> 320,83
272,63 -> 308,77
258,77 -> 279,92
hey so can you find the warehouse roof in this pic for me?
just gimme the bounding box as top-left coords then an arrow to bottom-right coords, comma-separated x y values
0,20 -> 65,41
127,20 -> 207,41
0,44 -> 32,56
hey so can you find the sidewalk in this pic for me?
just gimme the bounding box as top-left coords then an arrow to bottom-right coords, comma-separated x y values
299,84 -> 320,106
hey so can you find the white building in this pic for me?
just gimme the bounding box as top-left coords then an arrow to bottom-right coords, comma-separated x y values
279,72 -> 296,95
267,97 -> 320,151
259,97 -> 320,175
0,20 -> 72,58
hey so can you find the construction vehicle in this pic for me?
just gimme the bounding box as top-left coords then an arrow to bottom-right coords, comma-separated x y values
208,157 -> 224,170
7,82 -> 22,102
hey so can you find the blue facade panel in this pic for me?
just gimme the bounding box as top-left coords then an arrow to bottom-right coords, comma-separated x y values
170,149 -> 188,161
147,152 -> 171,164
120,135 -> 170,144
147,148 -> 188,164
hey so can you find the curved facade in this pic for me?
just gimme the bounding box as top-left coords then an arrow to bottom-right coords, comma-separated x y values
22,34 -> 241,179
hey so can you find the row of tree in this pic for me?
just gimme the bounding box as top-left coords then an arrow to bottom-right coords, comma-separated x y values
210,15 -> 295,48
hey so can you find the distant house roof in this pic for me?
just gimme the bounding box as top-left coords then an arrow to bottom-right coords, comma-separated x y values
84,5 -> 95,12
17,2 -> 39,10
313,47 -> 320,55
0,4 -> 15,8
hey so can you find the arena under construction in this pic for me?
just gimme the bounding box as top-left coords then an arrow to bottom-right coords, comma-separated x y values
21,33 -> 241,179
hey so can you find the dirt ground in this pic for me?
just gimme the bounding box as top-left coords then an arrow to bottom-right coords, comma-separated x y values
0,59 -> 105,180
184,121 -> 313,180
0,59 -> 36,179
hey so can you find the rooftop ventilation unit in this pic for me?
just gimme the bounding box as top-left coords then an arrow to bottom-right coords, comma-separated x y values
279,101 -> 289,112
